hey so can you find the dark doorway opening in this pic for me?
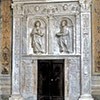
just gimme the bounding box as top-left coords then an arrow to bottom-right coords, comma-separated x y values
38,60 -> 64,100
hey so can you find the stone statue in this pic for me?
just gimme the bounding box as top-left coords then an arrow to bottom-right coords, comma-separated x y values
30,21 -> 44,54
56,20 -> 70,53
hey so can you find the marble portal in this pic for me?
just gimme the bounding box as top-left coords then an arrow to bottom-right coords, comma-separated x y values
9,0 -> 94,100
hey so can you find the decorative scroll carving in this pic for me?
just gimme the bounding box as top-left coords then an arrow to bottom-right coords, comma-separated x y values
30,20 -> 45,54
92,0 -> 100,74
56,20 -> 72,53
23,2 -> 80,15
81,13 -> 91,94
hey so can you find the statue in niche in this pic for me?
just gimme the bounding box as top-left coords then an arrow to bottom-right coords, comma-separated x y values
56,20 -> 70,53
30,20 -> 44,54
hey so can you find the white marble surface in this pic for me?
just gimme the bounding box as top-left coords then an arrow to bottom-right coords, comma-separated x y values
9,0 -> 94,100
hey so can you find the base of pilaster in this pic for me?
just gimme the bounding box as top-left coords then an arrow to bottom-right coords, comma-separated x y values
79,94 -> 94,100
9,94 -> 24,100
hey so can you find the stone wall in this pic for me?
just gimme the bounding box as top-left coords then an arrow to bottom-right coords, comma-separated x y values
0,0 -> 12,100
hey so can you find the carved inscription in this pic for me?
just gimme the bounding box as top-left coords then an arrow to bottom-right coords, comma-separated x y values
23,2 -> 80,15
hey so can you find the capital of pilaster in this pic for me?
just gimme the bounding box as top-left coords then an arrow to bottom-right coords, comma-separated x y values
79,0 -> 92,12
12,3 -> 24,16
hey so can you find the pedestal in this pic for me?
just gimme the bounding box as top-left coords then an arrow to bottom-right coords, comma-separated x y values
9,94 -> 24,100
79,94 -> 94,100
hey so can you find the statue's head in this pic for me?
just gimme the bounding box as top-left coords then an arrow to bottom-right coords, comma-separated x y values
34,21 -> 41,27
61,20 -> 67,27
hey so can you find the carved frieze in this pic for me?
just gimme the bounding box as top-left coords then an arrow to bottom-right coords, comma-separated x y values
12,2 -> 80,16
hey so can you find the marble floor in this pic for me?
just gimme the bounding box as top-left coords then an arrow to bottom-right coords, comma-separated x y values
1,95 -> 100,100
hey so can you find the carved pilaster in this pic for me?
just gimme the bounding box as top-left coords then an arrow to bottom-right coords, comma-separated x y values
21,59 -> 37,100
9,3 -> 24,99
79,0 -> 94,100
68,57 -> 80,100
9,16 -> 23,100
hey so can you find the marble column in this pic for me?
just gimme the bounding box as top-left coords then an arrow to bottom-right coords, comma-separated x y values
79,0 -> 94,100
9,3 -> 24,100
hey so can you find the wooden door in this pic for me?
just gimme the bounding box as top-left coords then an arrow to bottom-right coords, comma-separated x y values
38,60 -> 64,100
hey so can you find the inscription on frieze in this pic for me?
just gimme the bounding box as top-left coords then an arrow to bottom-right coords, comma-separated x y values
23,2 -> 80,15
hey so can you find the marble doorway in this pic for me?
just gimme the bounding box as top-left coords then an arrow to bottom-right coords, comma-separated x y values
9,0 -> 94,100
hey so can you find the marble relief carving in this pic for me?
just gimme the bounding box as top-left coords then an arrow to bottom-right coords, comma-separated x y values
30,20 -> 45,54
56,19 -> 73,54
28,17 -> 46,54
21,2 -> 80,55
24,3 -> 80,15
26,10 -> 76,55
28,16 -> 74,55
10,1 -> 83,100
